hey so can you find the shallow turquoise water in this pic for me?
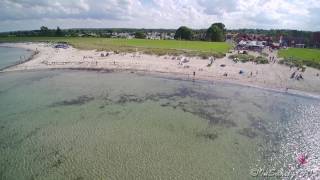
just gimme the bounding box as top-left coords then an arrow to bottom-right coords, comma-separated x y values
0,46 -> 32,69
0,69 -> 319,179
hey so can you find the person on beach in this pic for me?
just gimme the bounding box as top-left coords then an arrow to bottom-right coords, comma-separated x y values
297,74 -> 303,80
208,57 -> 214,67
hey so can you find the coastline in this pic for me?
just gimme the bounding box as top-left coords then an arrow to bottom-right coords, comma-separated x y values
0,44 -> 37,71
1,42 -> 320,99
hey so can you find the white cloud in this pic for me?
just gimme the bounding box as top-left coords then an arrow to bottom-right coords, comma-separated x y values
0,0 -> 319,32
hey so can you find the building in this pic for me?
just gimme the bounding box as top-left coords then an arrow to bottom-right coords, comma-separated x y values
146,32 -> 160,40
146,32 -> 174,40
280,36 -> 306,48
161,32 -> 175,40
226,33 -> 238,41
111,32 -> 134,39
237,40 -> 265,51
235,33 -> 273,46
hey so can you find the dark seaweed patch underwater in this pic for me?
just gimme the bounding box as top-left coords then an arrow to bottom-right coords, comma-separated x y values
0,70 -> 319,179
50,95 -> 95,107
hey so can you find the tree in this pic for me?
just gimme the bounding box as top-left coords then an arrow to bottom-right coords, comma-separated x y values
212,23 -> 226,34
40,26 -> 49,32
174,26 -> 193,40
55,26 -> 63,37
205,23 -> 226,42
40,26 -> 49,36
134,31 -> 146,39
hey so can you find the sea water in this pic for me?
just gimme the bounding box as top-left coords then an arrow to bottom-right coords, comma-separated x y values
0,69 -> 319,180
0,46 -> 33,69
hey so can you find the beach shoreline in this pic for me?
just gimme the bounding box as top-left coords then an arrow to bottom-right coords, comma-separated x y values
0,45 -> 36,71
1,42 -> 320,98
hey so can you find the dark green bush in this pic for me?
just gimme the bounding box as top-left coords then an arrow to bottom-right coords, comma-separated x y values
229,54 -> 255,63
254,56 -> 269,64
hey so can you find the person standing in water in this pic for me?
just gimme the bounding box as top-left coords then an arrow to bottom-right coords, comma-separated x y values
192,71 -> 196,82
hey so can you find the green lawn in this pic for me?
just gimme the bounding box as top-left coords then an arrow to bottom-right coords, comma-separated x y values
0,37 -> 231,57
278,48 -> 320,69
279,48 -> 320,61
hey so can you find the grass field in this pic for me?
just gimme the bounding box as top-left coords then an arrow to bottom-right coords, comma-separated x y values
0,37 -> 231,57
278,48 -> 320,69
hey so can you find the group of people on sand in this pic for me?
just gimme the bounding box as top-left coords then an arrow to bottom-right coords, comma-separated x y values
83,56 -> 94,60
291,71 -> 304,80
42,61 -> 73,65
100,52 -> 110,57
177,57 -> 190,68
269,56 -> 277,63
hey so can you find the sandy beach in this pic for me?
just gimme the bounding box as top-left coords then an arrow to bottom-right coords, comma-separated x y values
1,42 -> 320,96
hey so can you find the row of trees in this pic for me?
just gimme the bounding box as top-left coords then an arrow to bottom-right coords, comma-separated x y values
174,23 -> 226,42
2,25 -> 319,48
0,27 -> 176,37
39,26 -> 64,36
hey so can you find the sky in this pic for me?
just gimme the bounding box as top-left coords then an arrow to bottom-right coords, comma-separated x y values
0,0 -> 320,32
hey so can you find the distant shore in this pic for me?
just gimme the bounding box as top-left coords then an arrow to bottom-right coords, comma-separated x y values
1,42 -> 320,97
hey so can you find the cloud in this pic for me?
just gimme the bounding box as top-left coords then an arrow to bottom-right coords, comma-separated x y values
0,0 -> 319,32
197,0 -> 239,15
1,0 -> 90,20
